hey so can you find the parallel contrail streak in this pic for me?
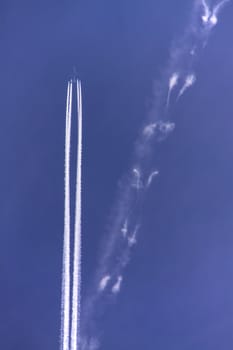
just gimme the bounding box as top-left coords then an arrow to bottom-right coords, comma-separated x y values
61,81 -> 73,350
71,80 -> 83,350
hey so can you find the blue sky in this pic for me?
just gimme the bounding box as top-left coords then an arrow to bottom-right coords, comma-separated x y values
0,0 -> 233,349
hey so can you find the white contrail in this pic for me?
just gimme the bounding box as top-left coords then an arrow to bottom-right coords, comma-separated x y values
98,275 -> 111,292
132,168 -> 142,190
142,121 -> 175,141
177,74 -> 196,101
142,123 -> 157,139
80,1 -> 230,347
128,225 -> 139,247
61,81 -> 72,350
71,80 -> 83,350
210,0 -> 230,25
166,72 -> 179,109
146,170 -> 159,188
201,0 -> 211,23
112,276 -> 123,294
200,0 -> 230,26
121,219 -> 128,238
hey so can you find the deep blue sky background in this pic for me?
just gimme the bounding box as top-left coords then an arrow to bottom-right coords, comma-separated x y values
0,1 -> 233,349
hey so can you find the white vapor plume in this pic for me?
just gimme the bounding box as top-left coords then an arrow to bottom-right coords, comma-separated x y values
80,1 -> 230,347
142,122 -> 175,141
121,220 -> 128,238
98,275 -> 111,292
128,225 -> 139,247
128,235 -> 137,247
211,0 -> 230,25
177,74 -> 196,100
201,0 -> 211,23
157,121 -> 175,138
81,338 -> 100,350
190,46 -> 196,56
143,123 -> 157,139
201,0 -> 230,26
88,338 -> 100,350
112,276 -> 123,294
166,72 -> 179,109
61,81 -> 72,350
132,168 -> 142,190
146,170 -> 159,188
71,80 -> 83,350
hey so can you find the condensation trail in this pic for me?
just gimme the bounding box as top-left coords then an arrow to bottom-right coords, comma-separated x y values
166,72 -> 179,109
177,74 -> 196,101
71,80 -> 83,350
80,1 -> 231,347
61,81 -> 73,350
211,0 -> 230,25
112,276 -> 123,294
99,275 -> 111,292
201,0 -> 230,26
201,0 -> 210,23
146,170 -> 159,188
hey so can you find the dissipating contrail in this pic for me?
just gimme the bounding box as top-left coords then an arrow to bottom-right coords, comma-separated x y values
79,0 -> 231,348
60,78 -> 83,350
